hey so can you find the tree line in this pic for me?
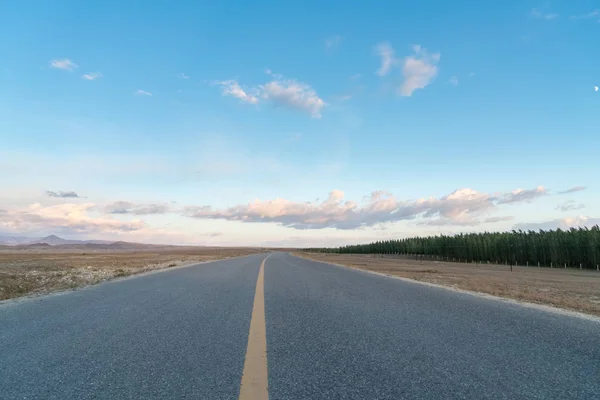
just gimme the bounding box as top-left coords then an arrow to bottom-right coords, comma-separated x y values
304,226 -> 600,270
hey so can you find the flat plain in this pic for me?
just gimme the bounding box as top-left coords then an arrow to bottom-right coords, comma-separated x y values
0,245 -> 263,300
297,252 -> 600,316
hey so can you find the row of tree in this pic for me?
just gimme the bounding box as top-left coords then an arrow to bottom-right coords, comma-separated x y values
304,226 -> 600,270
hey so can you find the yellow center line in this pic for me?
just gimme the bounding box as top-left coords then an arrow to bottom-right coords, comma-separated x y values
238,255 -> 270,400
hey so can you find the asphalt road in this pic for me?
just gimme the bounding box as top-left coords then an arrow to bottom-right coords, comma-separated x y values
1,252 -> 599,399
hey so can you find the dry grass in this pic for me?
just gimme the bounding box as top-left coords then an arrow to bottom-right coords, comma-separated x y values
0,247 -> 263,300
297,252 -> 600,317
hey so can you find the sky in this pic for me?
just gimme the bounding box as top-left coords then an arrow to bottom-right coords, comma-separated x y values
1,1 -> 599,247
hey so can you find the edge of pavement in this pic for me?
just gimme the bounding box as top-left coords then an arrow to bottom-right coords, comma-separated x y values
0,252 -> 271,308
290,252 -> 600,324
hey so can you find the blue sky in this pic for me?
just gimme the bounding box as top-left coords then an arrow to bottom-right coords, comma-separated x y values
1,1 -> 599,246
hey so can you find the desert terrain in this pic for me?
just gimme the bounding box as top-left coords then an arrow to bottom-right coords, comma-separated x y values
0,244 -> 264,300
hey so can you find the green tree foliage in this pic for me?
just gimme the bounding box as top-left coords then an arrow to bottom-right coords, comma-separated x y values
304,226 -> 600,270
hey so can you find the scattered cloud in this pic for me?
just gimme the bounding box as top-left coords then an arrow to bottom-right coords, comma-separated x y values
531,8 -> 559,20
135,89 -> 152,96
82,72 -> 102,80
214,80 -> 259,104
399,45 -> 440,96
182,185 -> 551,230
556,200 -> 585,212
496,186 -> 547,204
569,10 -> 599,20
103,201 -> 171,215
325,35 -> 344,50
469,72 -> 476,77
374,43 -> 440,96
558,186 -> 587,194
350,74 -> 361,80
212,72 -> 325,118
46,190 -> 82,198
449,76 -> 459,86
0,203 -> 205,245
0,203 -> 146,235
50,59 -> 78,71
484,216 -> 514,223
374,42 -> 396,76
595,86 -> 599,92
177,72 -> 190,79
514,216 -> 600,231
417,217 -> 480,227
260,77 -> 325,118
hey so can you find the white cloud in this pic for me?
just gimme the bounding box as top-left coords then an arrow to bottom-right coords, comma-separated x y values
182,185 -> 551,230
82,72 -> 102,80
177,72 -> 190,79
595,86 -> 599,92
350,74 -> 361,80
449,76 -> 459,86
496,186 -> 547,204
103,201 -> 171,215
373,43 -> 440,96
558,186 -> 587,194
135,89 -> 152,96
46,190 -> 82,198
374,42 -> 396,76
325,35 -> 344,50
0,203 -> 146,235
260,77 -> 325,118
212,73 -> 325,118
0,203 -> 206,245
50,59 -> 78,71
531,9 -> 559,20
515,216 -> 600,231
484,216 -> 514,223
399,45 -> 440,96
570,10 -> 599,20
555,200 -> 585,212
215,80 -> 259,104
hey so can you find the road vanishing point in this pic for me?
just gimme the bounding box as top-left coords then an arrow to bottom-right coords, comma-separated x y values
1,252 -> 599,399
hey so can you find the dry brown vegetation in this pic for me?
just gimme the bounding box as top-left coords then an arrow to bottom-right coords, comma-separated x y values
297,252 -> 600,316
0,246 -> 263,300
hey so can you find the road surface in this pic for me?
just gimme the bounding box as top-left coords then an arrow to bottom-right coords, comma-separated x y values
1,252 -> 599,399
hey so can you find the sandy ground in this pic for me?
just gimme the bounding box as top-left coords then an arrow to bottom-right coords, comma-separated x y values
297,253 -> 600,317
0,247 -> 263,300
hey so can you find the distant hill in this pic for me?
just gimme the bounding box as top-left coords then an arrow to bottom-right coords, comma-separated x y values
0,235 -> 42,246
20,243 -> 52,249
28,235 -> 73,246
27,235 -> 114,246
49,241 -> 165,251
107,241 -> 153,249
0,234 -> 169,251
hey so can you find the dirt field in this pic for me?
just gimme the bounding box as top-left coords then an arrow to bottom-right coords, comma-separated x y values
0,247 -> 263,301
297,252 -> 600,317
